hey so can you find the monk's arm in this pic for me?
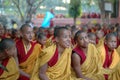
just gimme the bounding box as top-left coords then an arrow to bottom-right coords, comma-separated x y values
13,52 -> 30,78
39,63 -> 49,80
72,53 -> 91,80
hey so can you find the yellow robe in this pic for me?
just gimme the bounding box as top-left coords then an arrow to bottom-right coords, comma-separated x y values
19,43 -> 41,76
0,57 -> 19,80
97,44 -> 120,80
71,44 -> 105,80
45,36 -> 54,48
116,45 -> 120,56
96,37 -> 105,48
31,44 -> 73,80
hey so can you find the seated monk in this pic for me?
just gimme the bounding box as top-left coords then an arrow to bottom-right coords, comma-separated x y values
88,32 -> 96,45
116,27 -> 120,47
36,32 -> 47,49
16,24 -> 41,80
96,30 -> 105,47
0,23 -> 11,41
45,27 -> 55,48
0,38 -> 19,80
71,30 -> 105,80
31,26 -> 73,80
11,29 -> 20,42
97,33 -> 120,80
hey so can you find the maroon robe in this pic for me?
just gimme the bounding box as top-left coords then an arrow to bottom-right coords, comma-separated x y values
48,48 -> 58,67
16,39 -> 36,80
16,39 -> 36,64
72,45 -> 86,65
103,44 -> 113,80
0,58 -> 9,76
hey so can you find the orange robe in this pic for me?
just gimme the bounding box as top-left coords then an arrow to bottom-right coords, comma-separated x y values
97,44 -> 120,80
96,37 -> 105,48
0,57 -> 19,80
71,44 -> 105,80
31,44 -> 73,80
16,39 -> 41,76
72,45 -> 86,64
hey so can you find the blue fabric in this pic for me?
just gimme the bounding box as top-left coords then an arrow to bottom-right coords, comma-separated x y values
41,11 -> 54,28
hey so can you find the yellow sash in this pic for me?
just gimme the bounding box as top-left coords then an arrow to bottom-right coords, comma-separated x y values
0,57 -> 19,80
31,44 -> 73,80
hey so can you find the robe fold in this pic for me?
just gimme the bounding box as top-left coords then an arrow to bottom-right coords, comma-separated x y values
31,44 -> 73,80
71,44 -> 105,80
16,39 -> 41,76
0,57 -> 19,80
96,37 -> 105,48
97,44 -> 120,80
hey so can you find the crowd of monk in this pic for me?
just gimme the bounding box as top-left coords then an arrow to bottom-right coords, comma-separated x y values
0,22 -> 120,80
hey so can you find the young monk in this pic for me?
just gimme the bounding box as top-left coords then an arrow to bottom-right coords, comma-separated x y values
46,27 -> 54,39
116,27 -> 120,47
16,24 -> 41,80
102,23 -> 109,35
0,38 -> 19,80
0,23 -> 10,41
88,32 -> 96,45
71,30 -> 105,80
71,28 -> 79,46
11,29 -> 20,42
97,33 -> 120,80
96,30 -> 105,47
36,32 -> 47,48
31,26 -> 73,80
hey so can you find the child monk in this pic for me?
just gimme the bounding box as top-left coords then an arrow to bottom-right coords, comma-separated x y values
71,30 -> 105,80
0,23 -> 10,41
88,32 -> 96,45
97,33 -> 120,80
0,38 -> 19,80
31,26 -> 73,80
36,32 -> 47,48
96,30 -> 105,47
16,24 -> 41,80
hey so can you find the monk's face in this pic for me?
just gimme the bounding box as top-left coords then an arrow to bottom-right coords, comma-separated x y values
6,44 -> 17,57
21,27 -> 34,42
56,29 -> 71,48
96,30 -> 104,39
89,35 -> 96,45
106,36 -> 117,50
37,36 -> 47,45
48,28 -> 54,35
77,32 -> 89,48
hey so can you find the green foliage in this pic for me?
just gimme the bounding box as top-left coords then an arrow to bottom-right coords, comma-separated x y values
68,0 -> 81,18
